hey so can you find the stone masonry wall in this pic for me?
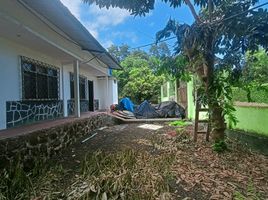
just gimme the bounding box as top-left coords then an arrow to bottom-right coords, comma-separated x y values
0,113 -> 120,170
6,100 -> 63,128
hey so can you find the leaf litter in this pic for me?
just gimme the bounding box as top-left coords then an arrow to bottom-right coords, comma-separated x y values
19,123 -> 268,199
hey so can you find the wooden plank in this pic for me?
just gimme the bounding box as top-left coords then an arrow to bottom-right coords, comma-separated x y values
197,131 -> 207,134
194,101 -> 200,142
199,108 -> 209,111
198,119 -> 209,123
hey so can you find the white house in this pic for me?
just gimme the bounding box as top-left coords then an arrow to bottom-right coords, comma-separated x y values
0,0 -> 120,130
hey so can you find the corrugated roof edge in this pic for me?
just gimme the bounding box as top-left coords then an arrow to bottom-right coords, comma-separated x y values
56,0 -> 122,70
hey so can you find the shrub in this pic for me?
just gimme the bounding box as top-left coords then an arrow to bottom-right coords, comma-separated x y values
212,140 -> 228,153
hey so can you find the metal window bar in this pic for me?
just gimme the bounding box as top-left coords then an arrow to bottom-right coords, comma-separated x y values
69,73 -> 87,100
21,56 -> 60,101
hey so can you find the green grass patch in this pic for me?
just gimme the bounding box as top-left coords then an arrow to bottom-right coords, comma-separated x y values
169,120 -> 189,127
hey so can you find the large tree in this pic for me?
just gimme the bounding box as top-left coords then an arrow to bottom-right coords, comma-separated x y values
84,0 -> 268,141
112,51 -> 164,103
149,42 -> 171,58
107,44 -> 130,62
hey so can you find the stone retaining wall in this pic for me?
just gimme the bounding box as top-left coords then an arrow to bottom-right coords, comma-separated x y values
0,114 -> 120,170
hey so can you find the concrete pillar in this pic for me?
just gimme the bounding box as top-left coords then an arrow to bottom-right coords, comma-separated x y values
74,60 -> 80,117
106,76 -> 109,109
61,65 -> 68,117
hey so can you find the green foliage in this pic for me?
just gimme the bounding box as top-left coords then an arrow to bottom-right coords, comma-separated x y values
169,120 -> 188,127
112,49 -> 164,104
149,43 -> 171,58
232,85 -> 268,104
232,50 -> 268,102
82,0 -> 223,16
122,64 -> 164,103
246,50 -> 268,84
107,44 -> 130,62
156,55 -> 191,82
84,0 -> 268,140
212,140 -> 228,153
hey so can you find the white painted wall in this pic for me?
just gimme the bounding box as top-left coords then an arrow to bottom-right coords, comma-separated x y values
96,77 -> 119,110
108,78 -> 118,105
0,1 -> 118,129
0,37 -> 62,130
96,78 -> 108,110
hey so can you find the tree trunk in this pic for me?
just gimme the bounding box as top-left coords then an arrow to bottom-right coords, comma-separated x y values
210,102 -> 226,141
203,30 -> 226,142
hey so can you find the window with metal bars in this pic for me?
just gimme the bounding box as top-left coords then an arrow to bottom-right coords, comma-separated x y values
21,56 -> 59,100
70,73 -> 86,100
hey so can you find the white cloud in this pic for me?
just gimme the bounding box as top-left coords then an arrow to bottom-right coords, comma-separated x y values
102,40 -> 114,48
60,0 -> 81,20
111,31 -> 138,43
60,1 -> 131,45
85,5 -> 131,37
89,4 -> 131,27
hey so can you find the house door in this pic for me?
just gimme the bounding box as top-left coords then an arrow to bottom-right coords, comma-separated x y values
177,81 -> 188,110
88,80 -> 94,111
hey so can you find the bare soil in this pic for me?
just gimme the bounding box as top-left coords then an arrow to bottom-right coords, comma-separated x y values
32,123 -> 268,200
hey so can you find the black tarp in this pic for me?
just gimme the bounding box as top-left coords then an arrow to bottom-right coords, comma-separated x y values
134,100 -> 186,119
134,100 -> 160,119
157,101 -> 186,119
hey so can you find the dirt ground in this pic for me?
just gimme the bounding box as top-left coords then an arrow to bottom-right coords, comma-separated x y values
32,122 -> 268,200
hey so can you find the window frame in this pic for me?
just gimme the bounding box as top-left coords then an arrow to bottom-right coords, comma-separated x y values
21,56 -> 60,101
69,73 -> 87,100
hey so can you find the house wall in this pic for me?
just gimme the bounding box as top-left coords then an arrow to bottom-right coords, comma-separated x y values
160,81 -> 177,102
0,37 -> 62,130
0,1 -> 118,130
187,77 -> 209,120
108,78 -> 119,106
97,78 -> 108,110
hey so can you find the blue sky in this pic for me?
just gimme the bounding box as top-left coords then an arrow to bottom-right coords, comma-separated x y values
60,0 -> 267,51
60,0 -> 195,51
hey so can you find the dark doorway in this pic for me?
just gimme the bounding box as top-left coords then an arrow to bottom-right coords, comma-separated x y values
88,80 -> 94,111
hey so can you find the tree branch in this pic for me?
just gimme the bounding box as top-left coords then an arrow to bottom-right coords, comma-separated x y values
184,0 -> 201,23
208,0 -> 213,21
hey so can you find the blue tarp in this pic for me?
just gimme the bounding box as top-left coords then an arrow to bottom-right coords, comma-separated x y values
119,97 -> 134,112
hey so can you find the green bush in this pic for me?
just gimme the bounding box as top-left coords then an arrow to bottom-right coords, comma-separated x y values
212,140 -> 228,153
232,85 -> 268,104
